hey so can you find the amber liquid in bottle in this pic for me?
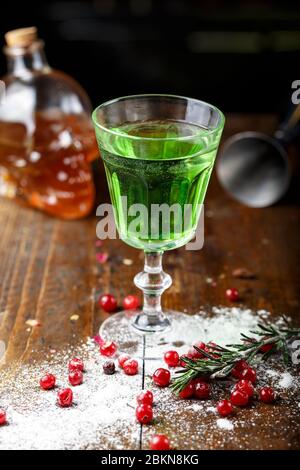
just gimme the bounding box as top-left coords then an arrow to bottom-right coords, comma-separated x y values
0,112 -> 97,219
0,28 -> 98,219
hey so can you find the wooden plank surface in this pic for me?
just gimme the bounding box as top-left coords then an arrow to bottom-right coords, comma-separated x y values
0,114 -> 299,449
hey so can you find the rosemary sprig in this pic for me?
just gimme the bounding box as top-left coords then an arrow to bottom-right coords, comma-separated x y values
171,318 -> 300,394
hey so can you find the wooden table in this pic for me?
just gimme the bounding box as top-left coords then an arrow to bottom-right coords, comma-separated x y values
0,114 -> 299,450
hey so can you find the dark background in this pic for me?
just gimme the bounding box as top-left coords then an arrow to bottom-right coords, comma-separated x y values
1,0 -> 300,114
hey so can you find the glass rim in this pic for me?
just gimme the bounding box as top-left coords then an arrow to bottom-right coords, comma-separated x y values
92,94 -> 225,142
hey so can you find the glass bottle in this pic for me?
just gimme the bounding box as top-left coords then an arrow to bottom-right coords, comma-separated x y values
0,27 -> 98,219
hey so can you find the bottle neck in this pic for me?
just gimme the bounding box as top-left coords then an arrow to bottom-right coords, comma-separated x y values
5,40 -> 50,77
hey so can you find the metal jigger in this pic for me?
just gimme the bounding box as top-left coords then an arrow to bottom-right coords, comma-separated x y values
217,105 -> 300,207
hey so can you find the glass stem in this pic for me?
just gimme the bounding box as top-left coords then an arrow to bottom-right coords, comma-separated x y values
134,251 -> 172,320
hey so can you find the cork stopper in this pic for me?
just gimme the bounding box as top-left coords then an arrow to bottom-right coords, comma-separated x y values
5,27 -> 38,48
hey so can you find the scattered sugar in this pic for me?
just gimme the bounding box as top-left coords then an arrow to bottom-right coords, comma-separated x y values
278,372 -> 294,389
154,307 -> 262,347
216,419 -> 234,431
206,406 -> 217,413
265,369 -> 279,378
188,403 -> 204,412
265,370 -> 295,389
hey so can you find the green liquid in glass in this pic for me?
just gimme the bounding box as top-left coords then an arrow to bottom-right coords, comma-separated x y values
99,120 -> 218,251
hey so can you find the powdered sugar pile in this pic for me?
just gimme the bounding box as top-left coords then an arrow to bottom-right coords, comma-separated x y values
278,372 -> 294,389
0,307 -> 299,450
146,307 -> 271,359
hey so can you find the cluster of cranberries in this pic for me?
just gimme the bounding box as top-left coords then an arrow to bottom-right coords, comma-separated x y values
98,294 -> 140,313
98,339 -> 139,375
167,342 -> 212,372
37,337 -> 140,411
68,358 -> 84,387
136,390 -> 154,424
118,353 -> 139,375
39,357 -> 85,408
216,359 -> 275,416
135,389 -> 170,450
161,346 -> 276,418
38,338 -> 139,411
153,363 -> 211,400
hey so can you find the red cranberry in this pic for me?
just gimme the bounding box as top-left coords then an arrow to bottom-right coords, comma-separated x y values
118,353 -> 130,369
69,370 -> 83,386
0,409 -> 7,426
187,341 -> 206,359
150,434 -> 170,450
194,341 -> 206,351
188,349 -> 203,360
231,360 -> 249,379
188,350 -> 203,360
93,335 -> 104,346
98,293 -> 117,313
164,350 -> 179,367
123,295 -> 140,310
226,288 -> 240,302
100,341 -> 117,357
179,353 -> 193,367
217,399 -> 233,417
57,388 -> 73,407
152,368 -> 171,387
235,379 -> 254,397
194,381 -> 210,399
179,382 -> 194,399
40,373 -> 56,390
137,390 -> 153,406
192,376 -> 208,385
135,404 -> 153,424
230,389 -> 249,406
259,386 -> 275,403
240,366 -> 257,383
260,343 -> 274,353
205,342 -> 221,358
123,359 -> 138,375
68,358 -> 84,372
206,341 -> 218,350
103,360 -> 116,375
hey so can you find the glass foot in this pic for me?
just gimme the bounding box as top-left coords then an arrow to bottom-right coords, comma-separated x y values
99,310 -> 190,356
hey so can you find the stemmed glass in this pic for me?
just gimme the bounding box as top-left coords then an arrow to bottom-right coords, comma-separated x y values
93,95 -> 224,340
